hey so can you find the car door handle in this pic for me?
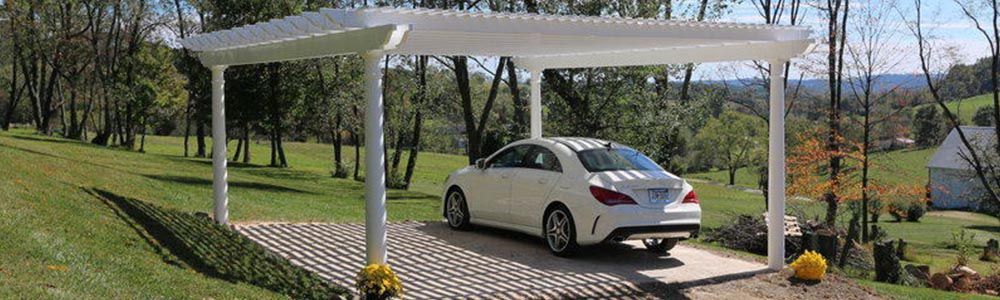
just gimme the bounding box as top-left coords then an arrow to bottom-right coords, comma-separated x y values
537,178 -> 548,184
501,173 -> 513,179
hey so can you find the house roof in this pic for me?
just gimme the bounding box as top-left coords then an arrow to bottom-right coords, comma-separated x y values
927,126 -> 998,170
179,7 -> 815,68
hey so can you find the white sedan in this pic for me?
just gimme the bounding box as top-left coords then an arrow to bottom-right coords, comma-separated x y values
442,137 -> 701,256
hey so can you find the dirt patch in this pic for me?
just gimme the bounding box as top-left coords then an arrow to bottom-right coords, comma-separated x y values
675,269 -> 881,300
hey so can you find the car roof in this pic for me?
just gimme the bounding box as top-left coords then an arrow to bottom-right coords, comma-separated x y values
543,137 -> 619,152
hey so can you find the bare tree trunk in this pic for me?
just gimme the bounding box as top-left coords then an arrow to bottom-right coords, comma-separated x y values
403,56 -> 429,189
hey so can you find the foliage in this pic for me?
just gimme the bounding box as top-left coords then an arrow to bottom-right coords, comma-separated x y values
356,264 -> 403,299
972,105 -> 996,127
913,105 -> 945,148
694,111 -> 765,185
791,250 -> 828,281
950,230 -> 977,267
787,128 -> 865,224
906,202 -> 926,222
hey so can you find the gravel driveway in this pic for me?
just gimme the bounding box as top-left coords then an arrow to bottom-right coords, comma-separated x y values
236,221 -> 776,299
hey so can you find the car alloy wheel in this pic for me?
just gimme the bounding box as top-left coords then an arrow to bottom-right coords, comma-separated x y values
545,207 -> 578,256
446,190 -> 470,229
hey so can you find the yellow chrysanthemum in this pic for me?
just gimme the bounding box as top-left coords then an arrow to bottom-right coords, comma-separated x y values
356,264 -> 404,299
789,250 -> 827,281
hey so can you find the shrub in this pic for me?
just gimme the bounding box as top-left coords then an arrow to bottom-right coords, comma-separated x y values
888,203 -> 906,222
790,250 -> 827,281
356,264 -> 403,299
951,230 -> 977,266
972,105 -> 996,127
906,203 -> 926,222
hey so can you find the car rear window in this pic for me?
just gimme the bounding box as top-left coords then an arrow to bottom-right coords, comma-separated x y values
577,148 -> 663,172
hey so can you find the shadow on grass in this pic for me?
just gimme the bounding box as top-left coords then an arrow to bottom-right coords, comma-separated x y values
966,225 -> 1000,233
8,134 -> 93,146
163,156 -> 268,169
142,174 -> 317,195
86,188 -> 347,299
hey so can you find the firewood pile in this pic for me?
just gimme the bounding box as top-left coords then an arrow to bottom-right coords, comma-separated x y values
905,264 -> 999,296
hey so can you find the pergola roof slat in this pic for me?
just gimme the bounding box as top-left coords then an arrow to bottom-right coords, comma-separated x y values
181,7 -> 814,69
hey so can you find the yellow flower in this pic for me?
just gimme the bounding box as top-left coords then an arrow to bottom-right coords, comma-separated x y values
356,264 -> 403,298
789,250 -> 827,281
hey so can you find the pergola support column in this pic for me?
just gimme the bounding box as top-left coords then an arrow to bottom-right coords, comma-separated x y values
767,59 -> 787,270
210,65 -> 229,225
529,68 -> 542,138
363,51 -> 388,265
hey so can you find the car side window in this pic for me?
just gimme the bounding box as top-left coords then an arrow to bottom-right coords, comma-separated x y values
487,145 -> 530,168
524,146 -> 562,172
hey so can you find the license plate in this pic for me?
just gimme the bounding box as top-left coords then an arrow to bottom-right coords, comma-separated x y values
648,189 -> 672,203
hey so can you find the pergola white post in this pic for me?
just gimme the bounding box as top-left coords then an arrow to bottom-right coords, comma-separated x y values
767,59 -> 787,270
529,68 -> 542,138
363,51 -> 388,265
211,65 -> 229,225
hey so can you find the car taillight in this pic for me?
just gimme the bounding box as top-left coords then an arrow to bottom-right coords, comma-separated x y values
589,186 -> 637,206
682,190 -> 699,204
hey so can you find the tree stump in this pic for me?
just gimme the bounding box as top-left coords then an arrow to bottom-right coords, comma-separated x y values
874,239 -> 900,283
816,232 -> 838,262
800,231 -> 817,254
896,238 -> 908,260
982,238 -> 999,262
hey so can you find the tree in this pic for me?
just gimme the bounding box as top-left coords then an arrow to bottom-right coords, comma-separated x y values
974,105 -> 996,126
695,111 -> 764,185
912,105 -> 944,147
818,0 -> 852,227
846,0 -> 908,241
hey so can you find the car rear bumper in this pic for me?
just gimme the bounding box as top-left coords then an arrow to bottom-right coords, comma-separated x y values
577,203 -> 701,245
601,224 -> 700,242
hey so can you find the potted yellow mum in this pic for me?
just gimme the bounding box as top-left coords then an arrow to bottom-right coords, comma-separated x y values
356,264 -> 403,300
790,250 -> 827,281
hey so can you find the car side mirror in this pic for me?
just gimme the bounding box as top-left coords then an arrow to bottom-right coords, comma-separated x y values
475,158 -> 486,169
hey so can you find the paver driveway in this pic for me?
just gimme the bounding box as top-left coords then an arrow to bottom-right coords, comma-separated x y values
236,221 -> 767,299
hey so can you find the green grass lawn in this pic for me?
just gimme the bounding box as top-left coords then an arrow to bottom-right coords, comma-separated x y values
689,147 -> 936,190
1,128 -> 994,298
940,94 -> 995,124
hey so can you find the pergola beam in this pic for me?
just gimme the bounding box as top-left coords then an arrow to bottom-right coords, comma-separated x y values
514,40 -> 814,70
196,24 -> 409,67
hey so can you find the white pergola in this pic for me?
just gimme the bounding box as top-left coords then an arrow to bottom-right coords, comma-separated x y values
180,7 -> 814,271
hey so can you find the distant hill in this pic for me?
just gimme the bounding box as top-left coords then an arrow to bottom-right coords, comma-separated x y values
702,73 -> 930,94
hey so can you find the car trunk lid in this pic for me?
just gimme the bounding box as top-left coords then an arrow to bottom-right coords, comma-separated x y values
594,170 -> 685,209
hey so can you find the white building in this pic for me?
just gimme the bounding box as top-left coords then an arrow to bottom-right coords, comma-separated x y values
926,126 -> 997,209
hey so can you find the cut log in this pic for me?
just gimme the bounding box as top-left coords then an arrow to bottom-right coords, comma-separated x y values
874,239 -> 900,283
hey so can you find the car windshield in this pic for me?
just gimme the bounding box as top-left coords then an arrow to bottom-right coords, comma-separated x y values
577,148 -> 663,172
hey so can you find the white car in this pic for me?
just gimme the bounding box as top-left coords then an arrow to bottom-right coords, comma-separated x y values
442,137 -> 701,256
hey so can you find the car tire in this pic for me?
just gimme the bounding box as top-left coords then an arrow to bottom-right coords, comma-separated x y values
445,189 -> 471,230
642,238 -> 679,253
544,205 -> 579,257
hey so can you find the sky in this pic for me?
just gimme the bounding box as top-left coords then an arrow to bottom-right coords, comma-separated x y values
697,0 -> 993,81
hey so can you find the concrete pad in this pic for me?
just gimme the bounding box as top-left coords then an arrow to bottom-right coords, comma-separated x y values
236,221 -> 768,299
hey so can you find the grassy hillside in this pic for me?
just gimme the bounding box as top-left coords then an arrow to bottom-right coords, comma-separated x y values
689,147 -> 998,273
1,128 -> 993,298
944,94 -> 994,124
917,93 -> 995,124
689,148 -> 936,190
0,128 -> 819,297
